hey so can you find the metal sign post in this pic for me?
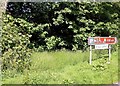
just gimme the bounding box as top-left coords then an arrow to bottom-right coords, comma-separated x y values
89,45 -> 92,65
108,44 -> 111,62
88,36 -> 117,65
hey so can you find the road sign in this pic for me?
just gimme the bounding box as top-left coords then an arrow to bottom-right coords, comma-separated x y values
88,36 -> 117,65
95,44 -> 108,49
88,37 -> 117,45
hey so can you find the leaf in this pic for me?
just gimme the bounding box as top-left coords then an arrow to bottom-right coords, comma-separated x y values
68,25 -> 73,29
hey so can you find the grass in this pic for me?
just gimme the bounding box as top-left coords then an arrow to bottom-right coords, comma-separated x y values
2,49 -> 118,84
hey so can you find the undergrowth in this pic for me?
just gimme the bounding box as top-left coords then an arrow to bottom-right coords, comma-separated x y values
2,50 -> 118,84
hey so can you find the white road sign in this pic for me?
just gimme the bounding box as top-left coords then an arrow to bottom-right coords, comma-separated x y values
95,44 -> 108,49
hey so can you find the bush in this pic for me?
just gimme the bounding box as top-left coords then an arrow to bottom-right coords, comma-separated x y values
1,14 -> 32,72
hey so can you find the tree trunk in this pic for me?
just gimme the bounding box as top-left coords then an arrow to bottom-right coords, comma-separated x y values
0,0 -> 8,19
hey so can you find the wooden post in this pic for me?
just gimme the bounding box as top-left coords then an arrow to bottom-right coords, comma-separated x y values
90,45 -> 92,65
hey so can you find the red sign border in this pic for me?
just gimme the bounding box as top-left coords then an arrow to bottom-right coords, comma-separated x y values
88,37 -> 117,45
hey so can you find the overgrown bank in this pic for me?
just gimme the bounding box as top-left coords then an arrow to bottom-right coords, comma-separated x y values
2,50 -> 118,84
1,2 -> 120,71
1,2 -> 119,84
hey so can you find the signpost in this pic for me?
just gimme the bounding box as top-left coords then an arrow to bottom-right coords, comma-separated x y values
88,36 -> 117,65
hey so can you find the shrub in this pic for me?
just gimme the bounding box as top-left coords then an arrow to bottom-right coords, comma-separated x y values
1,14 -> 32,72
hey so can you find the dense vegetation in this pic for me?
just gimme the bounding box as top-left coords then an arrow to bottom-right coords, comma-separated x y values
1,2 -> 119,84
2,14 -> 32,72
2,50 -> 118,84
6,2 -> 119,51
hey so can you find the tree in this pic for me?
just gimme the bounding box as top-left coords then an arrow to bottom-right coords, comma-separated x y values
4,2 -> 120,51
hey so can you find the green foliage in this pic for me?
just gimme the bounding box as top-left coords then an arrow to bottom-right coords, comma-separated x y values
5,2 -> 119,51
1,2 -> 119,84
2,51 -> 118,84
45,36 -> 61,50
2,14 -> 32,71
92,59 -> 108,71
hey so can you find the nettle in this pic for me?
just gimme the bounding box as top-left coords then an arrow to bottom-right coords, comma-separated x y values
2,14 -> 32,72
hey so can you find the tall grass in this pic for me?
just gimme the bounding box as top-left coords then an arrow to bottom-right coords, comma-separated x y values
30,50 -> 89,71
2,50 -> 118,84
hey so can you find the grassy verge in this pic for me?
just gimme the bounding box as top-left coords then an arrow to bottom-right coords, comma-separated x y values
2,50 -> 118,84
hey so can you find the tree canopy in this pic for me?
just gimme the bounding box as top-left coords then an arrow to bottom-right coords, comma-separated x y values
5,2 -> 119,50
